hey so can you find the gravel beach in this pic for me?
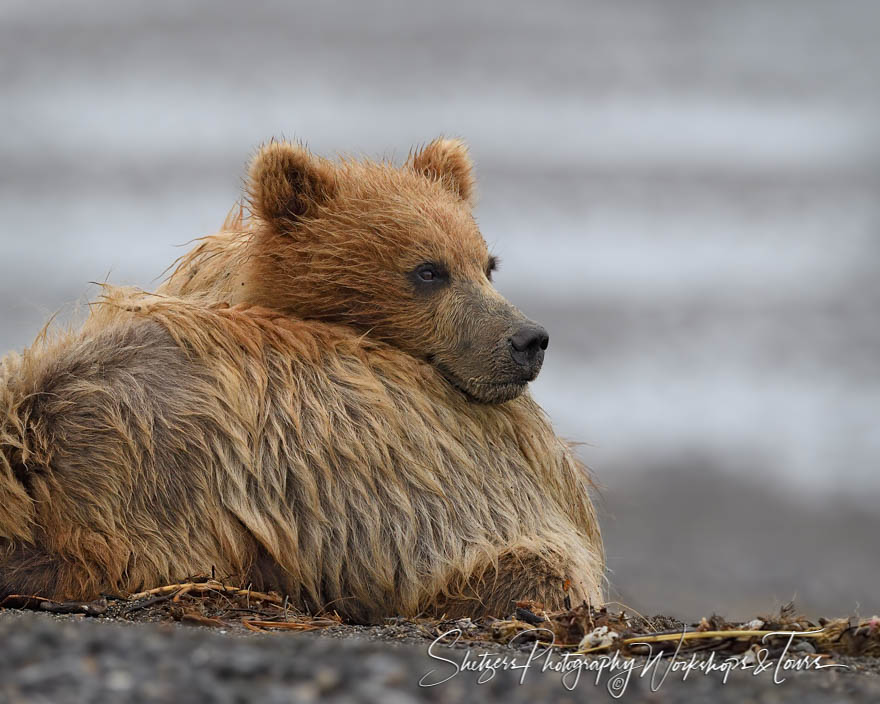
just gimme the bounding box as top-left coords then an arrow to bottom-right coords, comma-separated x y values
2,610 -> 880,703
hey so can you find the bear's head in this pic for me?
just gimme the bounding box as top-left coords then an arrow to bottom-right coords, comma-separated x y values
241,138 -> 549,404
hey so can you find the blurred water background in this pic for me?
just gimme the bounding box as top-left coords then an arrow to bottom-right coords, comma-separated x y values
1,0 -> 878,619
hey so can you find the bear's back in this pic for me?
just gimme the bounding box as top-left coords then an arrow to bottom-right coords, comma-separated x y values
1,291 -> 601,618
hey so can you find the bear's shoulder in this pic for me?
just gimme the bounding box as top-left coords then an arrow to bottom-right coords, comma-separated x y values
89,286 -> 418,373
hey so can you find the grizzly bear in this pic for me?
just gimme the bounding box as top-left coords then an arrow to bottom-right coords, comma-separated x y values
0,139 -> 604,622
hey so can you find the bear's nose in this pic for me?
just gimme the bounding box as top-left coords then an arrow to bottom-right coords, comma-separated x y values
509,323 -> 550,373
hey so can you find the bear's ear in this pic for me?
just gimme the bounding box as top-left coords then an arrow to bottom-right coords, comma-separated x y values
408,138 -> 476,205
247,141 -> 337,231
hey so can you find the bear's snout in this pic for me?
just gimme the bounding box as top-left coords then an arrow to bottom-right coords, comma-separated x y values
508,322 -> 549,378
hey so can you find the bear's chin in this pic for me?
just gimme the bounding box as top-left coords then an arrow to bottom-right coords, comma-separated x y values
437,368 -> 528,404
458,380 -> 528,404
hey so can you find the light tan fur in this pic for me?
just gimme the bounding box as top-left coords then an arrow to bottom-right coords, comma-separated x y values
0,137 -> 605,620
163,139 -> 554,403
0,288 -> 602,621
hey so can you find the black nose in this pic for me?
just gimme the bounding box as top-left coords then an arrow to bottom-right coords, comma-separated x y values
509,323 -> 549,372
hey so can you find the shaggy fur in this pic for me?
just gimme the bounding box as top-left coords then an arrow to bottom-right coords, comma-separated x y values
0,137 -> 605,619
0,289 -> 602,621
161,139 -> 542,403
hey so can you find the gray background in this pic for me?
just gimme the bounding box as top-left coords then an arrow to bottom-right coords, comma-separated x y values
1,0 -> 878,620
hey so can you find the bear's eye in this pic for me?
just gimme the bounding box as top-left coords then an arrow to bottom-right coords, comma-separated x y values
410,262 -> 449,290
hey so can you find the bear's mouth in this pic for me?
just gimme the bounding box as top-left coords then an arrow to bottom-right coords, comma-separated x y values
431,360 -> 527,404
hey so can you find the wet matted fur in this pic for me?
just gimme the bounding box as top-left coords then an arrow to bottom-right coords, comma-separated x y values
161,138 -> 552,404
0,137 -> 606,620
0,290 -> 603,621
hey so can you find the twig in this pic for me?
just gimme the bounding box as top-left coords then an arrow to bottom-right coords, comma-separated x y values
39,598 -> 108,616
128,581 -> 283,605
241,618 -> 339,632
577,629 -> 826,655
0,595 -> 51,609
1,594 -> 106,616
180,612 -> 227,628
122,592 -> 179,615
172,585 -> 193,603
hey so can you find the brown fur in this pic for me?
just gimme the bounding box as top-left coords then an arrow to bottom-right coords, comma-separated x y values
0,137 -> 605,620
161,139 -> 540,403
0,289 -> 602,621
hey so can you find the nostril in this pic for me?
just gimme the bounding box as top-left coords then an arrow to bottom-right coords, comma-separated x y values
538,330 -> 549,351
